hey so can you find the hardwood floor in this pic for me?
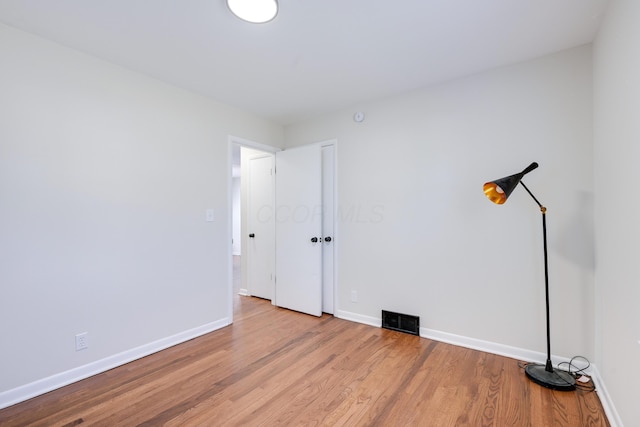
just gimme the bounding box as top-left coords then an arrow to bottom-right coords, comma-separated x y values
1,295 -> 609,426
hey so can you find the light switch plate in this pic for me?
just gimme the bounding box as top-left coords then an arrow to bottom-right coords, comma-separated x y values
206,209 -> 215,222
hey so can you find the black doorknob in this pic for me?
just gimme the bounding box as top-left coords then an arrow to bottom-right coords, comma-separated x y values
249,233 -> 255,238
324,236 -> 332,242
311,237 -> 318,243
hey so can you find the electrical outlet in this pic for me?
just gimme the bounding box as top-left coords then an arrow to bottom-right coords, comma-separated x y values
351,290 -> 358,303
75,332 -> 89,351
206,208 -> 215,222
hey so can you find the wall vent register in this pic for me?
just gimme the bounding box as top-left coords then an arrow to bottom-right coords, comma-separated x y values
382,310 -> 420,335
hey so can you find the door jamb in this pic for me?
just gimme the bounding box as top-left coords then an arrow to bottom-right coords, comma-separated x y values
318,140 -> 337,315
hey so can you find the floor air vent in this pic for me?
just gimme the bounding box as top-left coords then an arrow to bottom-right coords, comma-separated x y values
382,310 -> 420,335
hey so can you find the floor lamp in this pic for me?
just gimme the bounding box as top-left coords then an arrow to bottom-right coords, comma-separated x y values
483,162 -> 576,391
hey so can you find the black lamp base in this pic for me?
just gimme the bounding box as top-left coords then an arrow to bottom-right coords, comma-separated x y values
525,364 -> 576,391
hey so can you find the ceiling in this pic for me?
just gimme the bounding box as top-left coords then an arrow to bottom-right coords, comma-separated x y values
0,0 -> 609,125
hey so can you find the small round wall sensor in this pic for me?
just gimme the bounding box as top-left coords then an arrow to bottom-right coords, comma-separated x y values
353,111 -> 365,123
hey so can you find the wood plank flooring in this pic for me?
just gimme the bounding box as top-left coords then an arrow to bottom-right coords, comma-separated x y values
0,294 -> 610,426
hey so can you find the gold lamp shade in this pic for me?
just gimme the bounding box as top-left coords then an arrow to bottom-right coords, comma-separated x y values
483,181 -> 508,204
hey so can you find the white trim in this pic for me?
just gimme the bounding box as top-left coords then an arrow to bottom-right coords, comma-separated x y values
318,139 -> 337,315
320,139 -> 338,317
334,309 -> 381,328
228,139 -> 235,324
0,318 -> 229,410
590,365 -> 623,427
421,327 -> 546,364
330,140 -> 338,317
229,135 -> 281,153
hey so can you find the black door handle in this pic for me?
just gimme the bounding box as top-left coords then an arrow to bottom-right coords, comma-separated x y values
249,233 -> 255,238
324,236 -> 332,242
311,237 -> 318,243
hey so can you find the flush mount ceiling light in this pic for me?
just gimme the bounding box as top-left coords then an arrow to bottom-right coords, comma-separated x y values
227,0 -> 278,24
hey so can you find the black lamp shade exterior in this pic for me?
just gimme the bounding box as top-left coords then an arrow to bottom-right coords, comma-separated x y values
483,162 -> 539,204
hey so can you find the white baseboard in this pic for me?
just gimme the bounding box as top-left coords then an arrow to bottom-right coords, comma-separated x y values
238,288 -> 250,296
335,312 -> 621,427
589,365 -> 623,427
0,318 -> 230,410
334,309 -> 380,328
421,327 -> 551,365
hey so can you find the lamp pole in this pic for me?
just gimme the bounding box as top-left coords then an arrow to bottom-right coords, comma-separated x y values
518,181 -> 575,390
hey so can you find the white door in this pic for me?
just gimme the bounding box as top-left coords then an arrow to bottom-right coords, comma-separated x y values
247,155 -> 275,300
322,145 -> 335,314
275,144 -> 323,316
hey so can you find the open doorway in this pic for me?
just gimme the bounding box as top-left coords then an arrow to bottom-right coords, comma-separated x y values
228,136 -> 337,319
230,137 -> 279,314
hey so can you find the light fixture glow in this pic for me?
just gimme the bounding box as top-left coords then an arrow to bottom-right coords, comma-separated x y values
227,0 -> 278,24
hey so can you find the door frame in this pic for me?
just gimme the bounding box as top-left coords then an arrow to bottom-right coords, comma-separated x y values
227,135 -> 280,323
227,136 -> 337,322
320,140 -> 337,314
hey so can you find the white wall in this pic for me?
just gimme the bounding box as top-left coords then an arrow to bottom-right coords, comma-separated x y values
0,23 -> 282,402
285,46 -> 594,361
593,1 -> 640,425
